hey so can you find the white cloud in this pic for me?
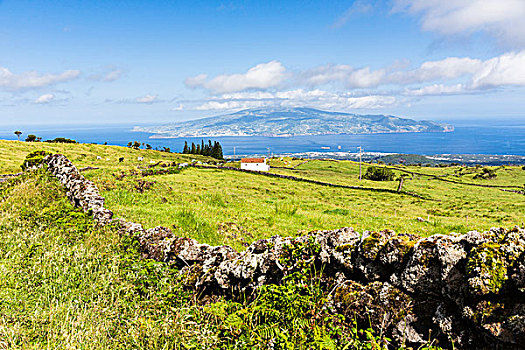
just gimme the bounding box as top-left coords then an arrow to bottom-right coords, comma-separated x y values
185,61 -> 288,93
136,94 -> 158,104
470,51 -> 525,88
338,95 -> 397,109
299,57 -> 482,89
185,50 -> 525,112
393,0 -> 525,46
332,0 -> 374,28
394,57 -> 482,84
301,64 -> 354,86
405,83 -> 466,96
88,68 -> 124,82
347,67 -> 387,88
195,100 -> 268,111
0,67 -> 80,90
184,73 -> 208,88
300,52 -> 525,91
34,93 -> 55,104
403,51 -> 525,94
193,89 -> 397,111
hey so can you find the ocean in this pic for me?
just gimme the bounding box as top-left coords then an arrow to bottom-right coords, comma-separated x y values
1,121 -> 524,156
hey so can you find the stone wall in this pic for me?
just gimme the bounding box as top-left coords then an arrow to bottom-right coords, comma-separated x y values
44,154 -> 113,224
192,164 -> 428,199
41,153 -> 525,349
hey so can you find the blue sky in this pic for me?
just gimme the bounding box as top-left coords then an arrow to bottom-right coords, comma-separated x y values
1,0 -> 525,126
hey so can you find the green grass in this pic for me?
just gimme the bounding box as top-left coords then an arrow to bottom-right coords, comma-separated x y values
95,160 -> 525,249
0,140 -> 213,175
0,171 -> 423,349
0,172 -> 217,349
2,142 -> 516,349
2,141 -> 525,251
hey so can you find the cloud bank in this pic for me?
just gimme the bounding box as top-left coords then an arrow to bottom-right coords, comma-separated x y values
136,94 -> 159,104
181,48 -> 525,111
0,67 -> 80,90
185,61 -> 288,93
392,0 -> 525,47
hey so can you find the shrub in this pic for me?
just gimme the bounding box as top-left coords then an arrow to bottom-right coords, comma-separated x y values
21,150 -> 51,171
363,166 -> 395,181
44,137 -> 77,143
474,167 -> 497,180
25,134 -> 41,142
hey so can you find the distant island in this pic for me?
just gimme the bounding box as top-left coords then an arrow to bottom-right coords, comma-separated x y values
133,107 -> 454,138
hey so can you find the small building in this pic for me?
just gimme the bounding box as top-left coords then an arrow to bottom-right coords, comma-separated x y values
241,158 -> 270,171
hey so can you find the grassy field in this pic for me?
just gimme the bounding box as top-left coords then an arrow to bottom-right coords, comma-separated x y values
2,140 -> 524,349
0,140 -> 212,175
1,140 -> 525,251
0,163 -> 417,349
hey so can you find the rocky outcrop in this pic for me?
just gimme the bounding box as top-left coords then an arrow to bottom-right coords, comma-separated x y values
40,153 -> 525,349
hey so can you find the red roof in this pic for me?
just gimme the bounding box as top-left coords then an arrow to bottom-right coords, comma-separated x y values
241,158 -> 265,163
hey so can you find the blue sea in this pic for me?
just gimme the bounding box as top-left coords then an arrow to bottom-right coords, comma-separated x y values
1,120 -> 524,156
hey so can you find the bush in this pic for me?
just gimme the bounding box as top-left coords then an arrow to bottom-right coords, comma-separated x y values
44,137 -> 77,143
363,166 -> 395,181
21,150 -> 51,171
474,167 -> 497,180
25,134 -> 41,142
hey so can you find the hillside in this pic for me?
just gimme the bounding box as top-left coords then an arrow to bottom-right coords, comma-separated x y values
2,140 -> 525,349
1,140 -> 524,247
133,107 -> 453,137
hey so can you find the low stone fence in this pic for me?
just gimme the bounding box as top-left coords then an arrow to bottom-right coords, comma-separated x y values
0,172 -> 24,183
39,153 -> 525,349
192,164 -> 429,199
45,154 -> 113,224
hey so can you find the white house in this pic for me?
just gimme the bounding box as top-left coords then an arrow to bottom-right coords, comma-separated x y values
241,158 -> 270,171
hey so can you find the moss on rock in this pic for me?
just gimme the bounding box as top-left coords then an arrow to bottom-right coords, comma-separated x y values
466,242 -> 507,295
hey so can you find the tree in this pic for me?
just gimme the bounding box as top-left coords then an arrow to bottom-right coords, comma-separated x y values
25,134 -> 38,142
205,140 -> 213,156
211,141 -> 223,160
146,144 -> 152,150
14,131 -> 22,141
182,139 -> 223,159
363,166 -> 394,181
215,141 -> 223,159
132,141 -> 141,149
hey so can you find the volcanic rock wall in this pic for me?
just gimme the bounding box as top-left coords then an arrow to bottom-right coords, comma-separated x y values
44,154 -> 113,224
41,153 -> 525,349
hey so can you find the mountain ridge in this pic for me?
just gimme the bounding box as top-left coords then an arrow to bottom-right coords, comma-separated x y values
134,107 -> 454,138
